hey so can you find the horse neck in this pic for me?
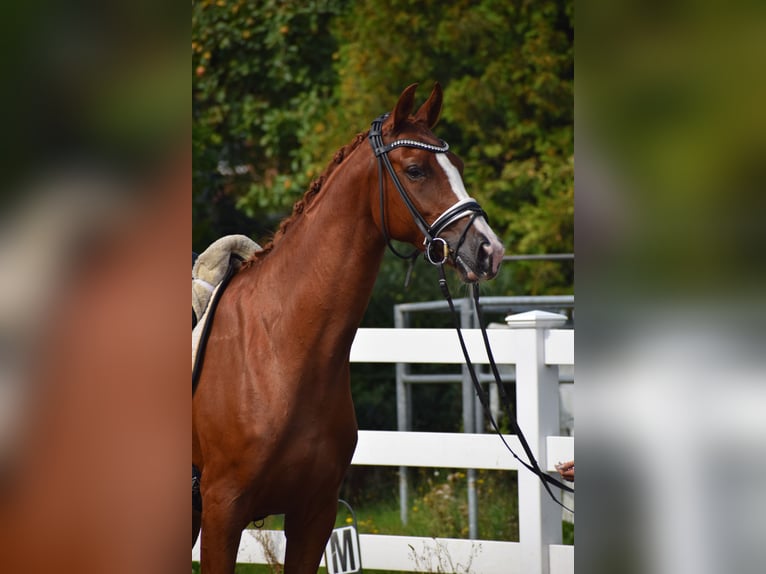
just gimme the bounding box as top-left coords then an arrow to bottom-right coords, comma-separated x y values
250,147 -> 386,348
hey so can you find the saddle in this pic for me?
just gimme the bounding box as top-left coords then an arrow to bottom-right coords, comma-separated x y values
192,235 -> 261,385
192,235 -> 261,326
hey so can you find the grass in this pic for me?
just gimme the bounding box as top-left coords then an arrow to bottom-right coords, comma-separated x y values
193,468 -> 573,573
349,468 -> 520,541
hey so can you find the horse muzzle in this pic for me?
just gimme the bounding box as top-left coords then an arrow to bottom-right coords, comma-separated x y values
453,232 -> 504,283
430,214 -> 503,283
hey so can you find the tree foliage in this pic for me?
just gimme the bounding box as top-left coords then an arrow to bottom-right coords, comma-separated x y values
192,0 -> 344,248
192,0 -> 573,296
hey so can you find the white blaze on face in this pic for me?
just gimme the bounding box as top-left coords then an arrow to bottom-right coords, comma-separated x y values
434,153 -> 498,242
435,152 -> 471,202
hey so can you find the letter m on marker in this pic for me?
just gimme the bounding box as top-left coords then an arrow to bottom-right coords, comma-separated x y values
326,526 -> 361,574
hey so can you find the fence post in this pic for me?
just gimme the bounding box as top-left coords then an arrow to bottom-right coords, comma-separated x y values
505,310 -> 567,574
394,305 -> 410,526
460,299 -> 481,540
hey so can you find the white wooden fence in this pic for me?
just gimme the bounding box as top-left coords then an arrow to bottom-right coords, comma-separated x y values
193,310 -> 574,573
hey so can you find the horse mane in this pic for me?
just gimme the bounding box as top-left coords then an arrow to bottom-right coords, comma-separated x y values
242,130 -> 369,268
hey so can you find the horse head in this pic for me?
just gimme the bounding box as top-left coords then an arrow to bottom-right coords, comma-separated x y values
369,83 -> 504,282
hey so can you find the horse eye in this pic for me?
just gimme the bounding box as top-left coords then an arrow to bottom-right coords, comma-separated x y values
405,165 -> 425,180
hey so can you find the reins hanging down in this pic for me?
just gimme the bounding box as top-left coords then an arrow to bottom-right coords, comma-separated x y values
438,267 -> 574,512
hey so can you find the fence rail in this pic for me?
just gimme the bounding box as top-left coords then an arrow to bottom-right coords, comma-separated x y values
192,530 -> 573,574
193,310 -> 574,573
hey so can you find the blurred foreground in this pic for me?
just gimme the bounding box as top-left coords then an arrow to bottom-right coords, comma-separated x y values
577,2 -> 766,573
0,2 -> 187,573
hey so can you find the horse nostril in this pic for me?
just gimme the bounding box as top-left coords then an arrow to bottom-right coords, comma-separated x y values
476,237 -> 503,278
477,241 -> 492,273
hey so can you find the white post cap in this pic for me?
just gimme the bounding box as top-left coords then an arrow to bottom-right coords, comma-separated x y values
504,309 -> 568,329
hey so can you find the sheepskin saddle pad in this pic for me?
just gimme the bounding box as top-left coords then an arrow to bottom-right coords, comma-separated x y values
192,234 -> 261,373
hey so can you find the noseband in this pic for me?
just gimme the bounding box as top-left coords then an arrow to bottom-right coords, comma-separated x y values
368,113 -> 487,265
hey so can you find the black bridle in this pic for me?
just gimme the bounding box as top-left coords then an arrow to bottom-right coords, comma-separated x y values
368,113 -> 487,266
369,112 -> 574,511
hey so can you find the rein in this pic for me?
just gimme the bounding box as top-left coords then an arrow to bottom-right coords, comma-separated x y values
369,113 -> 574,511
438,266 -> 575,512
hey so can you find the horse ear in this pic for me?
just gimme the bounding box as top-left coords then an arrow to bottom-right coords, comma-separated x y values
414,82 -> 443,129
390,83 -> 419,132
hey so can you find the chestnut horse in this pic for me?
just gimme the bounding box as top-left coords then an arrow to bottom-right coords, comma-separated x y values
192,83 -> 504,573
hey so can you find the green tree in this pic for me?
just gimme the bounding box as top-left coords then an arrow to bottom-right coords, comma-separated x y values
192,0 -> 345,251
